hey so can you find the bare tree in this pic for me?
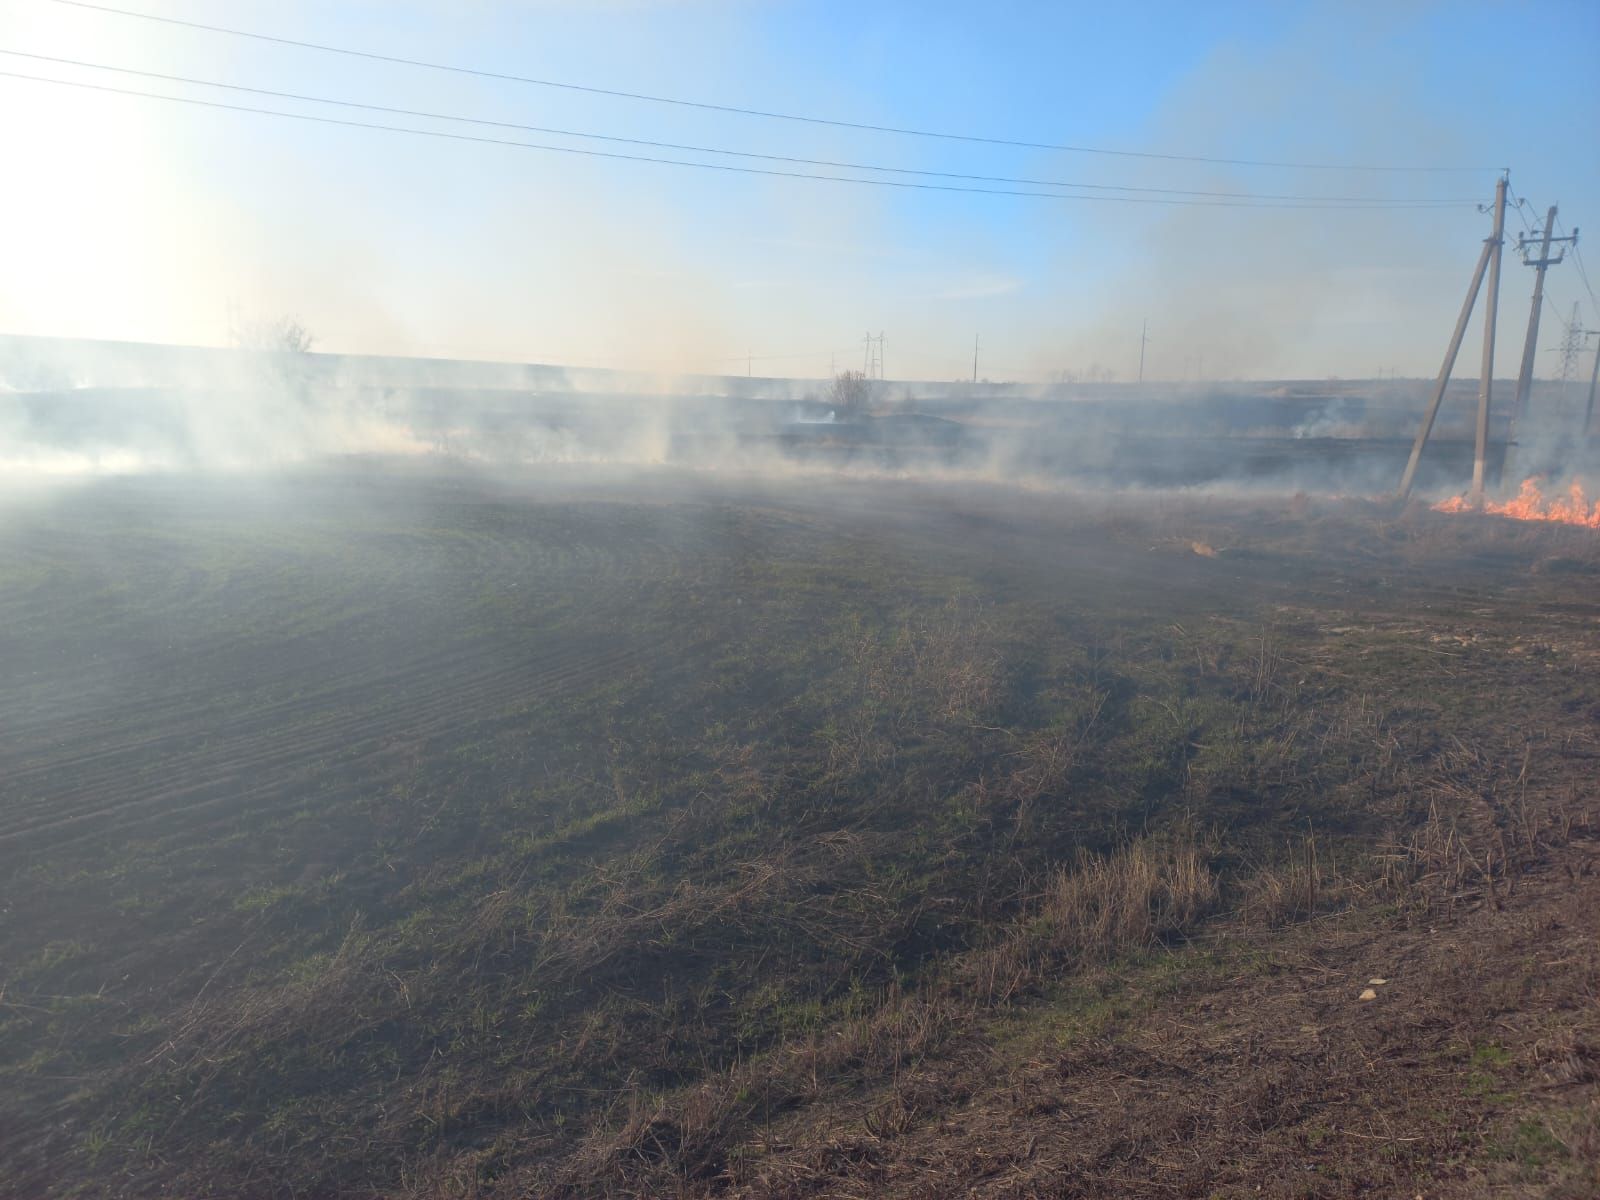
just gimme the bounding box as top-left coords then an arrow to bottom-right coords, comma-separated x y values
231,314 -> 314,356
827,369 -> 870,416
230,313 -> 316,405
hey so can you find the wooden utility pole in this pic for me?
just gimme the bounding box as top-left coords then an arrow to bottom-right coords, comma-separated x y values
1470,175 -> 1508,502
1510,207 -> 1579,428
1398,179 -> 1504,500
1582,328 -> 1600,444
1500,206 -> 1581,482
1138,319 -> 1148,383
1512,207 -> 1558,419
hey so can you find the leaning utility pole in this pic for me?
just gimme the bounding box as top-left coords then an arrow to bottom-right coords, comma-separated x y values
1580,327 -> 1600,444
1471,177 -> 1508,501
1399,175 -> 1507,500
1137,319 -> 1148,384
1510,206 -> 1578,427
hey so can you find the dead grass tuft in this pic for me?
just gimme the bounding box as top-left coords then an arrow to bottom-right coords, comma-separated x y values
1238,835 -> 1340,927
1037,839 -> 1220,960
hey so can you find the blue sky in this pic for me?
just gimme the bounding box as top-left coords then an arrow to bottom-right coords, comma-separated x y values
1,0 -> 1595,380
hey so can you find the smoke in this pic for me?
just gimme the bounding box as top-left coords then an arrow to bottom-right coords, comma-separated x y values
8,1 -> 1580,385
0,337 -> 427,474
12,331 -> 1585,506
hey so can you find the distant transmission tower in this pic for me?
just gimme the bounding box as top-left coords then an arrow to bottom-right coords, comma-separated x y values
1554,301 -> 1585,384
861,331 -> 885,379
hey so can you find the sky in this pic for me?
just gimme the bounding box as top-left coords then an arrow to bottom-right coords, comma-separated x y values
0,0 -> 1596,382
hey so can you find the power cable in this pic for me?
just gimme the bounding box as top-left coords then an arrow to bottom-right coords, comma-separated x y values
47,0 -> 1502,174
0,50 -> 1484,205
1572,244 -> 1598,309
0,70 -> 1485,210
1554,214 -> 1596,309
1505,186 -> 1538,237
710,348 -> 858,363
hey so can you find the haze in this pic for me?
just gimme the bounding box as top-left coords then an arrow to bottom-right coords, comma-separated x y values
2,0 -> 1596,382
3,6 -> 1600,1198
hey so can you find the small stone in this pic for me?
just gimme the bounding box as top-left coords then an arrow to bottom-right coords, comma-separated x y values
1358,987 -> 1378,1001
1368,977 -> 1388,986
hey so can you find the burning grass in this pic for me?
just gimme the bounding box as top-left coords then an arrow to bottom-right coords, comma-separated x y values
1435,474 -> 1600,527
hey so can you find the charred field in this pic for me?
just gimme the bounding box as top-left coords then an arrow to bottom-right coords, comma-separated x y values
1,462 -> 1597,1199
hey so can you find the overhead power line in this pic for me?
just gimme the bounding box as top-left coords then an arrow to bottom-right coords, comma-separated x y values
1573,244 -> 1598,309
1555,214 -> 1597,309
0,70 -> 1486,210
1506,186 -> 1540,237
710,347 -> 858,364
49,0 -> 1500,175
1,51 -> 1484,206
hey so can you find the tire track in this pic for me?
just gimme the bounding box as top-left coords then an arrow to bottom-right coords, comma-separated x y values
0,639 -> 651,854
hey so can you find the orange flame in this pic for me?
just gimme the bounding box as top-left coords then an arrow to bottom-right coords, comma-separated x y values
1433,476 -> 1600,528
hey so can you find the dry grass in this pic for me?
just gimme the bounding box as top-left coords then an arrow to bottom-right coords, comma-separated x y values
1238,835 -> 1334,926
1035,839 -> 1219,960
550,986 -> 968,1196
6,476 -> 1599,1199
955,835 -> 1220,1009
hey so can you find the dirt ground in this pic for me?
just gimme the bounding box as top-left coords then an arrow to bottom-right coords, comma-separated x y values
722,831 -> 1600,1199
